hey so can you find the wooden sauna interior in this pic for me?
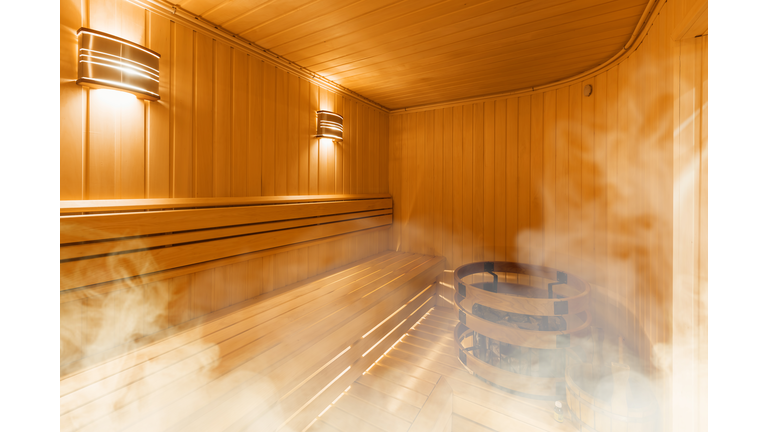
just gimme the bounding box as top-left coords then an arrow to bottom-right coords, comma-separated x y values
59,0 -> 709,431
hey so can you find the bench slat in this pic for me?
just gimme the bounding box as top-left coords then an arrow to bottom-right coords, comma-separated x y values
61,214 -> 392,290
61,209 -> 391,260
61,253 -> 445,432
61,198 -> 392,243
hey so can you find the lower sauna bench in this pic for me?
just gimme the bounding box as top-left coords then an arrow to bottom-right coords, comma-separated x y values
60,249 -> 578,432
59,251 -> 444,432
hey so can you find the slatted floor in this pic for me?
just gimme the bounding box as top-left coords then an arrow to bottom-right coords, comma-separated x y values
59,251 -> 445,432
305,307 -> 578,432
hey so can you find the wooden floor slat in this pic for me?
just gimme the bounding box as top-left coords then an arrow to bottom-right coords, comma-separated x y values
305,306 -> 579,432
307,419 -> 345,432
356,372 -> 428,408
334,394 -> 412,432
60,251 -> 407,396
346,383 -> 421,423
365,364 -> 436,396
321,406 -> 389,432
59,252 -> 447,432
453,397 -> 546,432
63,254 -> 428,430
452,414 -> 497,432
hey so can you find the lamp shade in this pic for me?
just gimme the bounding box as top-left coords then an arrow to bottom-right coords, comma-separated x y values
77,28 -> 161,101
316,110 -> 343,141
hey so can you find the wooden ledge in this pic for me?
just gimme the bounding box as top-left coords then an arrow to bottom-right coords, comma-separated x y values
60,194 -> 391,214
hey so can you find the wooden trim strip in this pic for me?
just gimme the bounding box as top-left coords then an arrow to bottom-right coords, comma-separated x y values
60,194 -> 391,214
60,215 -> 392,291
59,225 -> 391,303
62,199 -> 391,243
61,209 -> 392,260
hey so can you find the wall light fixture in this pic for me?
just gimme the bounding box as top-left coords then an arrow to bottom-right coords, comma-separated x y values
77,28 -> 161,101
316,111 -> 343,141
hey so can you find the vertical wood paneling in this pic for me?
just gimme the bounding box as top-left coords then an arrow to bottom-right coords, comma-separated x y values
214,41 -> 232,197
425,111 -> 435,256
452,107 -> 462,267
309,83 -> 319,195
232,49 -> 249,197
118,95 -> 145,198
471,103 -> 483,264
60,0 -> 84,200
247,57 -> 263,196
118,2 -> 146,199
275,69 -> 288,196
517,96 -> 531,284
173,25 -> 194,198
506,98 -> 519,265
542,91 -> 557,272
288,74 -> 300,195
482,101 -> 494,262
433,110 -> 444,260
388,4 -> 697,415
530,93 -> 544,285
462,106 -> 472,267
494,101 -> 506,263
554,88 -> 569,271
581,78 -> 595,286
567,84 -> 582,276
336,97 -> 345,194
593,72 -> 608,326
299,80 -> 310,195
606,65 -> 619,338
262,64 -> 276,196
62,0 -> 392,371
415,111 -> 425,255
87,88 -> 118,199
147,13 -> 171,198
194,33 -> 213,197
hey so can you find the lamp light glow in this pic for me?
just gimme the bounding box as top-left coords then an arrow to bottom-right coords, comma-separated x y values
316,110 -> 343,141
76,27 -> 161,101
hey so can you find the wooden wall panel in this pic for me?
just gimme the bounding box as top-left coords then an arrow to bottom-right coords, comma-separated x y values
61,1 -> 388,200
60,0 -> 391,370
389,3 -> 705,424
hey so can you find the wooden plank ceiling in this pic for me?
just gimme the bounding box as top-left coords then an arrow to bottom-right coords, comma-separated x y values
177,0 -> 651,110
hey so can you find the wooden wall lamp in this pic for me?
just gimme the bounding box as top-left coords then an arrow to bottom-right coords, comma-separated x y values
316,110 -> 343,141
76,28 -> 161,101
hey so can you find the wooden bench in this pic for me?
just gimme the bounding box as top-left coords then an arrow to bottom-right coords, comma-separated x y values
60,250 -> 445,432
60,194 -> 393,291
60,195 -> 395,369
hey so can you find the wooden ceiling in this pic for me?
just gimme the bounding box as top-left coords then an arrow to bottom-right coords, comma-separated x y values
177,0 -> 652,110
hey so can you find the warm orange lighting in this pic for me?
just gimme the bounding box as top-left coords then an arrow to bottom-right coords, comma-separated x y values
76,27 -> 161,101
316,111 -> 343,140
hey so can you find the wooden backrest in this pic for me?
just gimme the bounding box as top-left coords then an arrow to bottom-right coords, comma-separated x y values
61,195 -> 393,291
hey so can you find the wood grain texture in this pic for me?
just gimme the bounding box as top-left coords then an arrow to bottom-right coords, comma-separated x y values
60,252 -> 444,432
61,2 -> 388,202
61,232 -> 397,371
171,0 -> 651,109
389,3 -> 705,425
